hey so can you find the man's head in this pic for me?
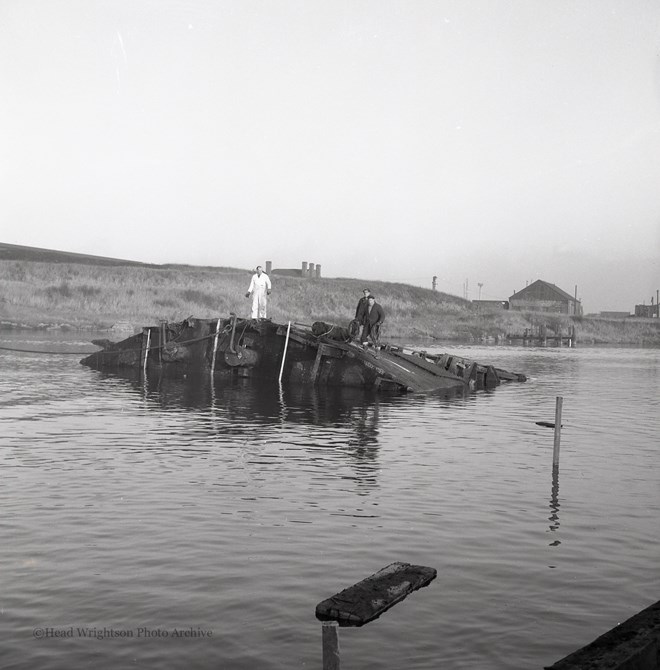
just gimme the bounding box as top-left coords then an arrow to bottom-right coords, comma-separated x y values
362,288 -> 371,297
367,296 -> 376,304
256,266 -> 263,275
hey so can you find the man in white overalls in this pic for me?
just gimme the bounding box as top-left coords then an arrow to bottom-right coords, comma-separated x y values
245,266 -> 272,318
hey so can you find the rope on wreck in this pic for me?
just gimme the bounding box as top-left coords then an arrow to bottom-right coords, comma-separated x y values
95,331 -> 220,355
314,324 -> 336,338
0,330 -> 221,356
0,345 -> 101,355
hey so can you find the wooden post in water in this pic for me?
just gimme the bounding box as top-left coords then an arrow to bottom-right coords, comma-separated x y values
553,396 -> 563,465
316,562 -> 436,670
210,318 -> 221,374
321,621 -> 340,670
278,321 -> 291,383
142,328 -> 151,373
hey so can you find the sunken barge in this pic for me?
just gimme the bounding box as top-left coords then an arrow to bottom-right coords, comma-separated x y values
80,315 -> 526,394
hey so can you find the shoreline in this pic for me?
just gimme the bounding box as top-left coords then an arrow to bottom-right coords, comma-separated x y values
2,316 -> 659,348
1,258 -> 659,345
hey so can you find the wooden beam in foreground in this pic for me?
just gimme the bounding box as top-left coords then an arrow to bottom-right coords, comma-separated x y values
315,562 -> 437,627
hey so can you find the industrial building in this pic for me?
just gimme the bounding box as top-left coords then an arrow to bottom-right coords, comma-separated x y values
509,279 -> 582,315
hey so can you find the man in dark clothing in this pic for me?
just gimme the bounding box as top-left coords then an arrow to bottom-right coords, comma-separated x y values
355,288 -> 371,324
361,295 -> 385,347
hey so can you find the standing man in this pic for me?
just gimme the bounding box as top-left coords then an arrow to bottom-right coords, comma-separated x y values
361,295 -> 385,347
355,288 -> 371,324
246,265 -> 272,319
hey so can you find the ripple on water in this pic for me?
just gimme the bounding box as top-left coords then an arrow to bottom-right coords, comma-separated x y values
0,338 -> 658,669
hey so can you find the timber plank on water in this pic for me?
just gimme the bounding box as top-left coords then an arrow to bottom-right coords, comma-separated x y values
315,562 -> 437,626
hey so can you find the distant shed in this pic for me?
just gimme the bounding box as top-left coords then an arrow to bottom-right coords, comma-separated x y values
509,280 -> 582,315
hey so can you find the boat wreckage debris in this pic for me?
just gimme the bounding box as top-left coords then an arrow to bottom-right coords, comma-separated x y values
80,315 -> 526,394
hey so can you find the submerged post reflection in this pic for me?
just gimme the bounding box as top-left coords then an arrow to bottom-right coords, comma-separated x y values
548,463 -> 561,546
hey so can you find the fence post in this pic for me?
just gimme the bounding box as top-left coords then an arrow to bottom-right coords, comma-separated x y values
553,396 -> 563,465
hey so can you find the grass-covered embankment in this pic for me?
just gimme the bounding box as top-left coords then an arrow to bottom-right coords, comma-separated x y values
1,259 -> 658,345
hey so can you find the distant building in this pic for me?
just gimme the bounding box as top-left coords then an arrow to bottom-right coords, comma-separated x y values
634,304 -> 657,318
267,261 -> 322,278
509,279 -> 582,315
472,300 -> 509,311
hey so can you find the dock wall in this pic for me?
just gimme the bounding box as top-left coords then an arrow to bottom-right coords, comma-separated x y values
546,599 -> 660,670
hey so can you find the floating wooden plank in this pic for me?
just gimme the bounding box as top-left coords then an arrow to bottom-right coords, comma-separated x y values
315,562 -> 437,627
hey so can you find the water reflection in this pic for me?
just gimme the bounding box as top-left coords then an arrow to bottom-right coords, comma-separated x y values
105,368 -> 383,428
90,368 -> 397,490
87,368 -> 469,495
548,464 -> 561,546
3,339 -> 660,670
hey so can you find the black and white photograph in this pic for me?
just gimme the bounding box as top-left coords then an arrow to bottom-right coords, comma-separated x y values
1,1 -> 659,668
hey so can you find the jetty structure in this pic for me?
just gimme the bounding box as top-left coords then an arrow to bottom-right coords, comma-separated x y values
506,324 -> 577,347
81,315 -> 526,394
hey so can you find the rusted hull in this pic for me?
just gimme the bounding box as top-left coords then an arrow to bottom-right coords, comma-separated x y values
81,316 -> 526,394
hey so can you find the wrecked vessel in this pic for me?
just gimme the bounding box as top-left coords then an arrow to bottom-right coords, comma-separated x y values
80,315 -> 527,394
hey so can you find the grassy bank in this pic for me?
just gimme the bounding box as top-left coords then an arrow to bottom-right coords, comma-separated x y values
1,259 -> 659,345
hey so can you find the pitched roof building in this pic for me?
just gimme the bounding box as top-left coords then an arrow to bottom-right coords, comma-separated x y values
509,280 -> 582,315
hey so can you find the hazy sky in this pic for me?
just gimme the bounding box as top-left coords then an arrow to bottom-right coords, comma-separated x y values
2,0 -> 659,311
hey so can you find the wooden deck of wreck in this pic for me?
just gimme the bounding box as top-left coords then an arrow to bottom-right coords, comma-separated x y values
280,324 -> 507,393
306,339 -> 469,393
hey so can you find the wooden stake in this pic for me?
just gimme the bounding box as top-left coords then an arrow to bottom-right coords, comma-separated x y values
553,396 -> 563,465
210,318 -> 221,374
278,321 -> 291,383
322,621 -> 340,670
143,328 -> 151,373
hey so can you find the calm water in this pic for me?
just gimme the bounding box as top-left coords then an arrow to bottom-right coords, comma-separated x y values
1,331 -> 659,670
